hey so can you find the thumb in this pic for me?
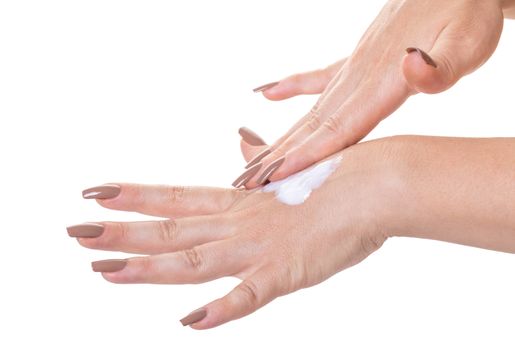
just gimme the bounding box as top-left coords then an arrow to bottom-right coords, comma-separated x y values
402,18 -> 502,94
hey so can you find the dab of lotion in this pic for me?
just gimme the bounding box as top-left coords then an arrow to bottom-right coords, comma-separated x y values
262,155 -> 342,205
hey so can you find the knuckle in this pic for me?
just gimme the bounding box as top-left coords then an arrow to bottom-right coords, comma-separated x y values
158,219 -> 178,243
222,188 -> 248,212
322,115 -> 342,134
235,279 -> 261,307
137,256 -> 154,277
273,249 -> 307,293
167,185 -> 186,204
305,110 -> 322,132
359,233 -> 386,256
435,54 -> 456,87
310,100 -> 321,114
182,247 -> 203,270
115,221 -> 130,243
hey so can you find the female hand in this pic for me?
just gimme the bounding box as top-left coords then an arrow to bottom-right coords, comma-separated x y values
67,138 -> 400,329
68,135 -> 515,329
238,0 -> 508,188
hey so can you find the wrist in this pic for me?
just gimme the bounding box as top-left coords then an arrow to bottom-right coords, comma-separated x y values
370,135 -> 418,240
371,135 -> 437,241
340,135 -> 416,242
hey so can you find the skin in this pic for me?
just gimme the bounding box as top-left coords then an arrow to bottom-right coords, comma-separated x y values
75,135 -> 515,329
504,0 -> 515,18
243,0 -> 515,188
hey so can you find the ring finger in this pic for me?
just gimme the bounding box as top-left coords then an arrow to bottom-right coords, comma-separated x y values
94,237 -> 250,285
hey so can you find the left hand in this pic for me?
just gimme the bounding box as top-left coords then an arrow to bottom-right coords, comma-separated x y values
68,138 -> 401,329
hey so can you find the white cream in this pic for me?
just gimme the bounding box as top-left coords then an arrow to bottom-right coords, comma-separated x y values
262,155 -> 342,205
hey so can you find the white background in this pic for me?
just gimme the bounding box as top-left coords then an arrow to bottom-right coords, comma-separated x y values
1,1 -> 514,349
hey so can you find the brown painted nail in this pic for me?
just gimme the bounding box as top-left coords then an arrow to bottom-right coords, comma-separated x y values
67,223 -> 104,238
253,81 -> 279,93
245,147 -> 272,169
406,47 -> 437,68
232,162 -> 262,188
82,184 -> 121,199
256,156 -> 285,185
91,259 -> 127,272
238,127 -> 266,146
180,308 -> 207,326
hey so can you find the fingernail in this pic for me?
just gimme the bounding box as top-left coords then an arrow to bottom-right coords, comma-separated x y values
232,162 -> 262,188
82,184 -> 121,199
245,147 -> 272,169
91,259 -> 127,272
253,81 -> 279,93
67,223 -> 104,238
256,156 -> 285,185
238,127 -> 266,146
406,47 -> 437,68
180,308 -> 207,326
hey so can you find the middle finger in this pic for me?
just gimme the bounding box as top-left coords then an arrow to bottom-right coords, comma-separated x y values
68,213 -> 236,254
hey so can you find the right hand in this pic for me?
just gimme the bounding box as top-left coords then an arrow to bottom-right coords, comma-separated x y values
239,0 -> 506,189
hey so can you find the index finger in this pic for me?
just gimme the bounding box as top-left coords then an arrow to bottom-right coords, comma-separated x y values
82,183 -> 246,218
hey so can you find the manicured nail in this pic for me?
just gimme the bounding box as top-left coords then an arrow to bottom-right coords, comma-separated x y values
180,308 -> 207,326
238,127 -> 266,146
256,156 -> 285,185
67,223 -> 104,238
245,147 -> 272,169
253,81 -> 279,93
232,162 -> 262,188
82,184 -> 121,199
406,47 -> 437,68
91,259 -> 127,272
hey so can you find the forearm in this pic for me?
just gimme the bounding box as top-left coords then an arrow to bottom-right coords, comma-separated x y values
390,136 -> 515,253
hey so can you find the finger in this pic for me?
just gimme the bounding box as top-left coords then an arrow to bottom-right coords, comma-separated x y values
244,72 -> 350,188
238,111 -> 319,189
97,238 -> 246,284
260,58 -> 347,101
237,126 -> 269,162
240,139 -> 268,163
238,126 -> 267,147
74,214 -> 236,254
261,63 -> 346,152
187,265 -> 284,329
243,118 -> 317,187
237,114 -> 315,179
402,17 -> 502,94
86,183 -> 244,218
242,63 -> 349,188
268,88 -> 407,180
